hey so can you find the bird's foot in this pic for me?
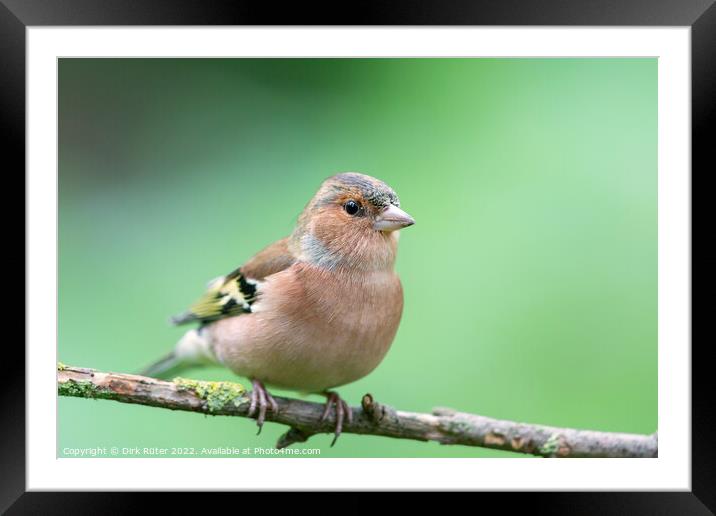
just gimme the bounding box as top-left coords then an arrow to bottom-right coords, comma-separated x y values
248,379 -> 279,434
320,391 -> 353,447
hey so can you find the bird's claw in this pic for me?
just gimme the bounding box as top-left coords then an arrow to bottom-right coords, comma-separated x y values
248,379 -> 279,434
320,391 -> 353,446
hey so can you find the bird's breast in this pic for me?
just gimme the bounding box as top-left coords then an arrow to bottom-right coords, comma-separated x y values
211,263 -> 404,392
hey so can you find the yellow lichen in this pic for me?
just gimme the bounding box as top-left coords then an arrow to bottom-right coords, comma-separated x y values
173,377 -> 246,413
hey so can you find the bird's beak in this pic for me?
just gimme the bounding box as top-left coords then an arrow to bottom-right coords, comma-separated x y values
373,205 -> 415,231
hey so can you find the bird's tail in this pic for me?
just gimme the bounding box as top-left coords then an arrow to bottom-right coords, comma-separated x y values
138,328 -> 217,379
138,351 -> 191,379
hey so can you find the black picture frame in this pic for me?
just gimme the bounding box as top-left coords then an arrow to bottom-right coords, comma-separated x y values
6,0 -> 712,511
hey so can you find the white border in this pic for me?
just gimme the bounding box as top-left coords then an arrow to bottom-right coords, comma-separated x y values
27,27 -> 690,490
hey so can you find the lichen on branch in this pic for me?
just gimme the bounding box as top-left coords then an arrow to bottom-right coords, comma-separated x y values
173,377 -> 246,413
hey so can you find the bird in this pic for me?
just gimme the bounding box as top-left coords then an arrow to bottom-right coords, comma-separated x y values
140,172 -> 415,445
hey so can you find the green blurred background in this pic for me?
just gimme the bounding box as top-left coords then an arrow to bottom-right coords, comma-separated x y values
58,58 -> 656,458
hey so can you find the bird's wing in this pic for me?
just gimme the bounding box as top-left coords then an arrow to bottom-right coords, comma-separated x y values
171,237 -> 295,325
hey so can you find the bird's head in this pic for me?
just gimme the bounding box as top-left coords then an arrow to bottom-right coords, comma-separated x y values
292,172 -> 415,272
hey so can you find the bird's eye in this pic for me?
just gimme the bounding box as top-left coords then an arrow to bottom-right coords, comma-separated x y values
344,200 -> 361,216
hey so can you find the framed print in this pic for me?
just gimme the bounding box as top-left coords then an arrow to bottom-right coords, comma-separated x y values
7,0 -> 712,511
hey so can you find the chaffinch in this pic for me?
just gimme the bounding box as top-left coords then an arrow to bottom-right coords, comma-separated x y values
141,172 -> 415,443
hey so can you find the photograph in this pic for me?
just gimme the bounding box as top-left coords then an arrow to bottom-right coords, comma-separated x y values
56,57 -> 658,459
5,1 -> 705,505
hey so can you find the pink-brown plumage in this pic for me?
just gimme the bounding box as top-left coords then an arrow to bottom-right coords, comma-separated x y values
143,172 -> 415,440
209,261 -> 404,393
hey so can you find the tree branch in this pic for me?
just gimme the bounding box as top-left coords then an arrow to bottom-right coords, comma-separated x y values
57,365 -> 657,457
